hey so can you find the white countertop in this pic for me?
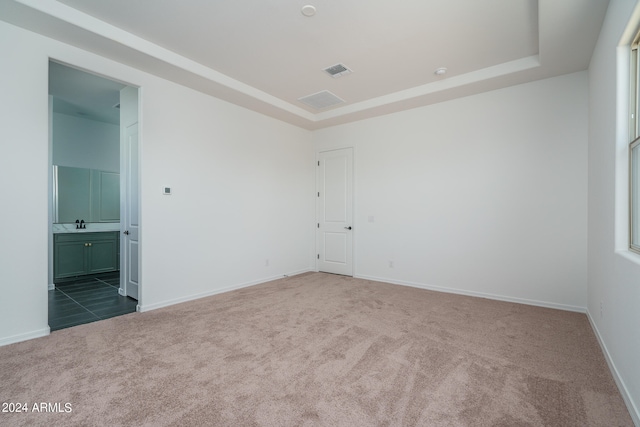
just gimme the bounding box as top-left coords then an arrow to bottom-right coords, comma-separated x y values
53,223 -> 121,234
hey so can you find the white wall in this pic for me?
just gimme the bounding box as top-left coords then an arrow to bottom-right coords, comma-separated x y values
139,78 -> 314,309
314,72 -> 589,311
0,20 -> 314,345
0,21 -> 50,345
588,0 -> 640,423
52,112 -> 119,172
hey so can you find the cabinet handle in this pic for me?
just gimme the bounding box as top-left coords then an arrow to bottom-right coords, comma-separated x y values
88,243 -> 92,247
84,243 -> 88,247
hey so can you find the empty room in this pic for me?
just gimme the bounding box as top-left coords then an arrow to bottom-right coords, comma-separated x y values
0,0 -> 639,426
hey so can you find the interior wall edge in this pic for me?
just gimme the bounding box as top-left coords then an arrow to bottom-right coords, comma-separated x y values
138,268 -> 312,313
355,274 -> 587,314
0,327 -> 50,348
586,309 -> 640,426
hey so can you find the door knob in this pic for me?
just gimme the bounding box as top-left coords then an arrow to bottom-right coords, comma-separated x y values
344,226 -> 352,230
124,230 -> 130,235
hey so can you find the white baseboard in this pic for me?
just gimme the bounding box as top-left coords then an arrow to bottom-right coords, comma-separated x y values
48,283 -> 55,291
118,288 -> 125,296
137,268 -> 311,313
0,327 -> 50,347
586,310 -> 640,427
354,274 -> 586,313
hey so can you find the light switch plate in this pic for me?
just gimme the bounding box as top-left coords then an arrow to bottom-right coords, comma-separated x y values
163,186 -> 171,195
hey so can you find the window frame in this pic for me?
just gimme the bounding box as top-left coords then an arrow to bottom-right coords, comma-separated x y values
630,137 -> 640,254
629,32 -> 640,254
632,39 -> 638,140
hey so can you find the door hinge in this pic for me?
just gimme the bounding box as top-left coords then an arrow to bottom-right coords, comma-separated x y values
317,192 -> 320,197
318,161 -> 320,166
317,223 -> 319,228
317,254 -> 320,259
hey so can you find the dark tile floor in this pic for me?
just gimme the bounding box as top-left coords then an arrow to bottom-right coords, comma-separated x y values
49,272 -> 138,331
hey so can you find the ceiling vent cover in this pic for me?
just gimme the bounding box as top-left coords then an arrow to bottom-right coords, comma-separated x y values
298,90 -> 345,110
323,63 -> 352,78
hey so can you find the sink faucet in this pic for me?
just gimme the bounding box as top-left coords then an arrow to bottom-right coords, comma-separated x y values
80,220 -> 85,229
75,219 -> 80,229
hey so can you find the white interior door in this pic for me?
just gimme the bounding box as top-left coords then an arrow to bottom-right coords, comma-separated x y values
123,123 -> 139,299
120,86 -> 139,300
317,148 -> 353,276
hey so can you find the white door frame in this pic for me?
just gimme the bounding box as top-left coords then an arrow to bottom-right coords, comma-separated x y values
46,60 -> 142,311
315,146 -> 355,276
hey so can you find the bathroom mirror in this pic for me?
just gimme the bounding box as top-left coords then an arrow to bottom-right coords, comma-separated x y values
53,165 -> 120,223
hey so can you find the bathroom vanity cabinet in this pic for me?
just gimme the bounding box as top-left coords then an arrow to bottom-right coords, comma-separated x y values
54,231 -> 119,281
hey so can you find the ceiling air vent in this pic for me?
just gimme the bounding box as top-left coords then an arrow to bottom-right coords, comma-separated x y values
323,63 -> 352,78
298,90 -> 345,110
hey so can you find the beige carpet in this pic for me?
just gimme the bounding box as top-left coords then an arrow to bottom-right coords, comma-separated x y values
0,273 -> 633,426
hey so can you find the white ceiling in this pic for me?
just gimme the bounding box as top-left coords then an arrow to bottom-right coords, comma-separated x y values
1,0 -> 609,130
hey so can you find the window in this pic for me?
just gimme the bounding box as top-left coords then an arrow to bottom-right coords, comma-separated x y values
631,34 -> 640,253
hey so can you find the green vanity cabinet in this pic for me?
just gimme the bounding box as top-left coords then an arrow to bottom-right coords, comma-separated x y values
54,232 -> 119,281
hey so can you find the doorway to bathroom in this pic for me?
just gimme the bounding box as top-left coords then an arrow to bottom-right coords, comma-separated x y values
48,61 -> 140,331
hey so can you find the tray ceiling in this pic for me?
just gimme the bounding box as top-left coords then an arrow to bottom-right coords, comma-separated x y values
0,0 -> 609,129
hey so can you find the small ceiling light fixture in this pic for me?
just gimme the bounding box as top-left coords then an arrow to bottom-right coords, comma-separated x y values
434,67 -> 448,76
301,5 -> 316,17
